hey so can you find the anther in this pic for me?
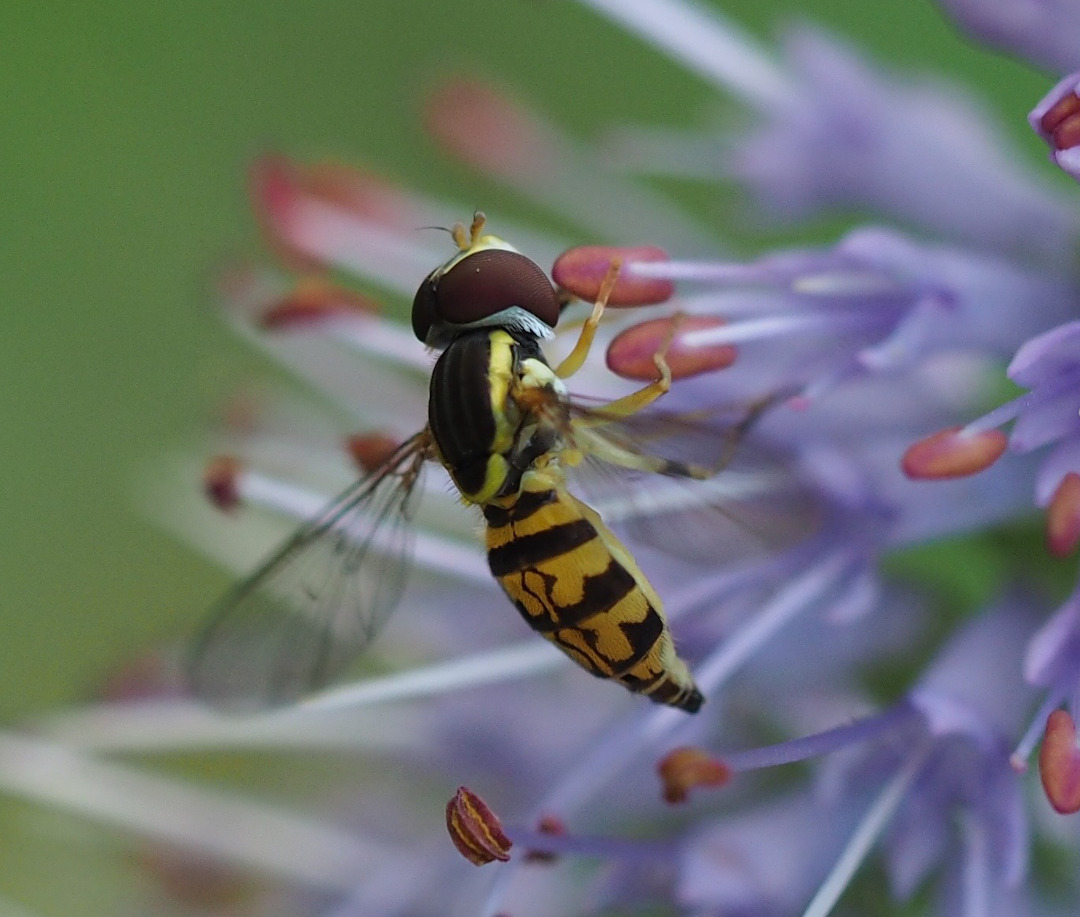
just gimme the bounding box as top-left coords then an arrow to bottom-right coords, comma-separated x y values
553,246 -> 674,306
1039,709 -> 1080,814
657,747 -> 731,804
607,316 -> 737,381
345,433 -> 400,473
1039,89 -> 1080,151
446,787 -> 513,865
425,80 -> 550,177
1047,473 -> 1080,557
203,456 -> 243,512
260,278 -> 380,330
901,426 -> 1008,479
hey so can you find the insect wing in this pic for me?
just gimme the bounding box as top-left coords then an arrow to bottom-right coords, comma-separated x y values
561,398 -> 821,566
188,434 -> 430,710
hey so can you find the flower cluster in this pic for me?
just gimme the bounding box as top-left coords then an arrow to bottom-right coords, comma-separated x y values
12,0 -> 1080,915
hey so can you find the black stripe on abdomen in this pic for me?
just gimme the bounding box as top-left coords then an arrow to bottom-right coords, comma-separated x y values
530,562 -> 638,631
488,519 -> 596,577
482,488 -> 556,527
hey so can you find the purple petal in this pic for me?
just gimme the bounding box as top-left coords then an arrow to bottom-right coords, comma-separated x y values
937,0 -> 1080,75
1035,438 -> 1080,505
1024,590 -> 1080,686
732,27 -> 1080,259
1007,320 -> 1080,387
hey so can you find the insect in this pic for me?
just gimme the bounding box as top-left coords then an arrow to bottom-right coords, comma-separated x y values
189,213 -> 757,712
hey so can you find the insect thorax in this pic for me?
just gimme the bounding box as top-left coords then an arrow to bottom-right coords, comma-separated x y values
428,328 -> 566,505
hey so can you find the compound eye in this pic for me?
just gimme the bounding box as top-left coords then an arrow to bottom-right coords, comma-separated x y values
411,273 -> 439,343
437,249 -> 560,328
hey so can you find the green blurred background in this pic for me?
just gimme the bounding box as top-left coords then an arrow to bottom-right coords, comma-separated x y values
0,1 -> 1056,913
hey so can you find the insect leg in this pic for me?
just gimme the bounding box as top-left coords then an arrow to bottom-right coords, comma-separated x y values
554,256 -> 622,379
584,312 -> 680,421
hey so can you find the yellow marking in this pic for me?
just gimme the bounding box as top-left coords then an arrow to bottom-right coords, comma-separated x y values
571,492 -> 663,612
464,329 -> 522,505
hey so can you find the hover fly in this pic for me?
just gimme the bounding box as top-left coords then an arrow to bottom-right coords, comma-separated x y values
189,213 -> 772,712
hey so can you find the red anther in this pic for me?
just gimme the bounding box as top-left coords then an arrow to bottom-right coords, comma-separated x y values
901,426 -> 1008,479
524,815 -> 566,863
1040,91 -> 1080,149
446,787 -> 512,865
553,246 -> 674,306
1039,709 -> 1080,814
251,157 -> 410,272
345,432 -> 400,473
425,80 -> 550,177
1047,473 -> 1080,557
1054,115 -> 1080,153
203,456 -> 243,512
249,156 -> 319,272
657,747 -> 731,804
260,278 -> 380,330
607,315 -> 737,381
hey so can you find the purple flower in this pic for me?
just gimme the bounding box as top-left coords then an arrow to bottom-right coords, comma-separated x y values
1030,73 -> 1080,184
12,0 -> 1080,914
935,0 -> 1080,75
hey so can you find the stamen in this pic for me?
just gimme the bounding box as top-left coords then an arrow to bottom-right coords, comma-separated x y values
223,266 -> 432,373
695,550 -> 855,697
801,742 -> 931,917
345,432 -> 402,473
43,643 -> 565,751
624,257 -> 894,298
446,786 -> 513,865
959,391 -> 1036,436
0,732 -> 389,890
259,277 -> 380,329
1039,709 -> 1080,814
722,703 -> 919,773
606,315 -> 737,380
573,0 -> 791,110
1046,472 -> 1080,557
425,80 -> 554,180
251,156 -> 419,274
1011,691 -> 1066,772
1038,87 -> 1080,151
901,426 -> 1008,479
678,311 -> 882,348
423,79 -> 711,248
202,456 -> 243,512
657,747 -> 731,803
297,641 -> 564,714
250,161 -> 440,295
552,246 -> 673,305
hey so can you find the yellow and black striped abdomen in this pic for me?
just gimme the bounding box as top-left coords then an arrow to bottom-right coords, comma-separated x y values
483,471 -> 704,713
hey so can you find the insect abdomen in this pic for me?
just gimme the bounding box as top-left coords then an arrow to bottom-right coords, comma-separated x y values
483,473 -> 704,713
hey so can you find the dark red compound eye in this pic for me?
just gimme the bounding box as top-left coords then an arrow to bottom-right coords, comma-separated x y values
411,272 -> 440,343
411,249 -> 560,343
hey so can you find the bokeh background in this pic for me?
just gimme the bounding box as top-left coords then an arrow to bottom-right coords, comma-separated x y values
0,1 -> 1059,912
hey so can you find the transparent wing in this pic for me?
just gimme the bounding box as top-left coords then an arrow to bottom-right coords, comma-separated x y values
559,395 -> 822,566
187,431 -> 432,710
